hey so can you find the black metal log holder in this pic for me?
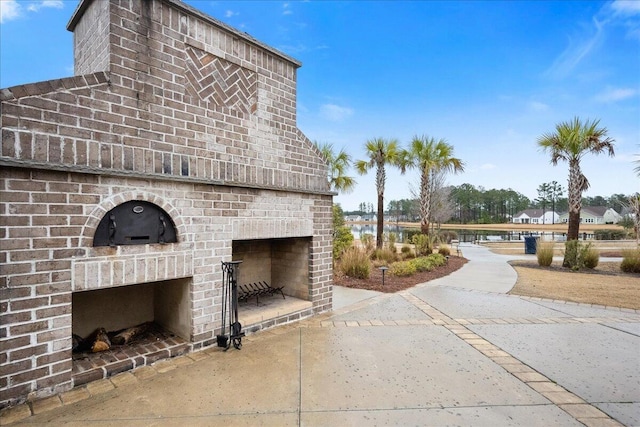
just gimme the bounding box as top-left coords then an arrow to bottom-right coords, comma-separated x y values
217,260 -> 245,350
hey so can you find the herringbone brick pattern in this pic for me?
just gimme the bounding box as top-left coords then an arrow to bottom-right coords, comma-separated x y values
184,46 -> 257,114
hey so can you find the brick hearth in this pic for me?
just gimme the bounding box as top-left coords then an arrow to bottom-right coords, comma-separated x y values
72,325 -> 189,387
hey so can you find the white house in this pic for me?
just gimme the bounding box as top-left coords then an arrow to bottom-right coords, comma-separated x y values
512,209 -> 560,224
557,206 -> 622,224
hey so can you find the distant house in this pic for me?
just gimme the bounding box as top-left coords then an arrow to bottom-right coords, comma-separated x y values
361,213 -> 377,222
557,206 -> 622,224
512,209 -> 559,224
344,214 -> 377,222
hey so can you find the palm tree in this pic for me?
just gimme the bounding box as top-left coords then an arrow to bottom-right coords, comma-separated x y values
537,117 -> 615,251
315,142 -> 356,194
628,193 -> 640,245
355,138 -> 403,249
405,136 -> 464,234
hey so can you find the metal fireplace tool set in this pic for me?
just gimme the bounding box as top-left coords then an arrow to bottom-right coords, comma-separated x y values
217,261 -> 245,350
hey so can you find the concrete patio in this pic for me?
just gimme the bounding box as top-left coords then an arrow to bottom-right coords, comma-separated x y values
3,243 -> 638,426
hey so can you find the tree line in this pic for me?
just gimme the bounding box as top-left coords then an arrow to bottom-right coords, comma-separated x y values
319,117 -> 639,265
345,186 -> 633,225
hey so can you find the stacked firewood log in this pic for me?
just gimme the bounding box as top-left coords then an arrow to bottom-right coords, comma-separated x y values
72,322 -> 152,353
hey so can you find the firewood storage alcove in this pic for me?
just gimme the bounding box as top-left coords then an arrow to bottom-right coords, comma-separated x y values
71,279 -> 191,385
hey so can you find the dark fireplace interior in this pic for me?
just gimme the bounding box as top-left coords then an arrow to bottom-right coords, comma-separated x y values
232,237 -> 311,301
71,278 -> 191,386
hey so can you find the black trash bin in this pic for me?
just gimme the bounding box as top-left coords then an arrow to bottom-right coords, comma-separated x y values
524,236 -> 538,254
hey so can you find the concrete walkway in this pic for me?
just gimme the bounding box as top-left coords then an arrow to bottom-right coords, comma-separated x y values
3,244 -> 639,426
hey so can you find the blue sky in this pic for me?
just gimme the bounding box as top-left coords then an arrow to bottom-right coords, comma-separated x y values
1,0 -> 639,211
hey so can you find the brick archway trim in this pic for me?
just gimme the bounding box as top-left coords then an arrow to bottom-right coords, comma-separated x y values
80,191 -> 188,247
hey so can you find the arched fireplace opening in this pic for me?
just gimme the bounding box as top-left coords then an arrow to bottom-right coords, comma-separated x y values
93,201 -> 177,247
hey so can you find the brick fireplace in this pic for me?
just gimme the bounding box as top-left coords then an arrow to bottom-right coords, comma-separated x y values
0,0 -> 333,409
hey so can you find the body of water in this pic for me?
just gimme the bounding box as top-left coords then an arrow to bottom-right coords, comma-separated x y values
350,224 -> 574,243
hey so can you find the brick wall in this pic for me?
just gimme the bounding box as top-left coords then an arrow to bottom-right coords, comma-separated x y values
72,0 -> 110,75
0,0 -> 333,409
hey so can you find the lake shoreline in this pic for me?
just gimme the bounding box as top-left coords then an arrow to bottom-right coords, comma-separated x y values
348,221 -> 624,233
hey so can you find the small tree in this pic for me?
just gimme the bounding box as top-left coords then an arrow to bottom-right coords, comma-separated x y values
405,136 -> 464,235
535,182 -> 551,223
429,174 -> 454,232
356,138 -> 404,249
627,193 -> 640,245
332,204 -> 353,259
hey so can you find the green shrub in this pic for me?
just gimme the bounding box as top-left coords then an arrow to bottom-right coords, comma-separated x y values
536,240 -> 554,267
332,204 -> 354,260
428,253 -> 447,267
390,260 -> 417,277
340,247 -> 370,279
371,248 -> 398,264
390,253 -> 446,277
360,233 -> 375,254
563,240 -> 598,270
411,257 -> 434,272
582,245 -> 599,269
594,229 -> 626,240
563,240 -> 580,269
411,253 -> 447,272
386,232 -> 398,253
333,225 -> 354,260
411,233 -> 434,256
620,248 -> 640,273
400,245 -> 415,260
438,245 -> 451,257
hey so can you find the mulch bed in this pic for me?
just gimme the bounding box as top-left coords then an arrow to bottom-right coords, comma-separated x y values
600,251 -> 623,257
334,256 -> 468,293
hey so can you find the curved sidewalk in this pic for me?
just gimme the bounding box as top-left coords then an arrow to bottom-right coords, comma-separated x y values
427,242 -> 519,293
3,244 -> 639,426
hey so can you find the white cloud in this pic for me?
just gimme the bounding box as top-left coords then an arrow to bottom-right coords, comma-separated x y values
611,0 -> 640,15
544,17 -> 605,79
283,2 -> 293,15
544,0 -> 640,78
225,10 -> 238,18
0,0 -> 21,23
605,0 -> 640,41
320,104 -> 353,122
528,101 -> 549,112
1,0 -> 63,22
595,87 -> 638,103
27,1 -> 63,13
